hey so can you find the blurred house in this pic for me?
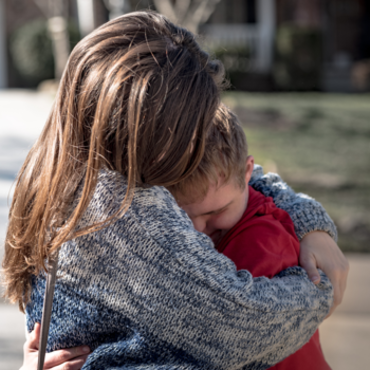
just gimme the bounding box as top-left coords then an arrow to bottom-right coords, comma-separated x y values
201,0 -> 275,90
0,0 -> 369,91
201,0 -> 370,91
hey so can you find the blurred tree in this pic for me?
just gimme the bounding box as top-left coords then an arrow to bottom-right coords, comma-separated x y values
10,18 -> 79,86
33,0 -> 70,80
10,19 -> 54,84
103,0 -> 131,20
153,0 -> 221,34
274,25 -> 322,90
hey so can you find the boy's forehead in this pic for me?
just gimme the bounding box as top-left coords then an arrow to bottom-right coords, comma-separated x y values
181,180 -> 242,216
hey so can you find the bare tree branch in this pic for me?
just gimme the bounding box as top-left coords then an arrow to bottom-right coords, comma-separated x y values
174,0 -> 191,24
102,0 -> 111,11
33,0 -> 50,18
153,0 -> 221,34
152,0 -> 178,24
199,0 -> 221,24
183,0 -> 209,32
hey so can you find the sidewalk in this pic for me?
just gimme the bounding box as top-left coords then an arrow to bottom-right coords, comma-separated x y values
1,90 -> 369,369
0,90 -> 58,370
0,305 -> 25,370
0,90 -> 54,266
319,254 -> 370,369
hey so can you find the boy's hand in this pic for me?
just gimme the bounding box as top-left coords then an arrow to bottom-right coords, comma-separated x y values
299,231 -> 349,317
20,322 -> 90,370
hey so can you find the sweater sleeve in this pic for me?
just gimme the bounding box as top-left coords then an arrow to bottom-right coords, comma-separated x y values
249,164 -> 338,241
130,188 -> 334,370
26,170 -> 334,370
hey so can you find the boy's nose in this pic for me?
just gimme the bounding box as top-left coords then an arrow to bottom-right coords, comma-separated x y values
192,218 -> 206,233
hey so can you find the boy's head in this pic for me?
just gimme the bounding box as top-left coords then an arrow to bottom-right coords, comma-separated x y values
168,103 -> 254,245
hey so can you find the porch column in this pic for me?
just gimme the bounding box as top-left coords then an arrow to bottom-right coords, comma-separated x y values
77,0 -> 95,37
256,0 -> 276,73
107,0 -> 131,20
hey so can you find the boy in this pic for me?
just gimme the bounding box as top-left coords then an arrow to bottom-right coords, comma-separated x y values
169,104 -> 331,370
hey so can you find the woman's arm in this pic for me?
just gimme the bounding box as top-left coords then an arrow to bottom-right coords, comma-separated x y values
249,165 -> 337,240
249,164 -> 349,315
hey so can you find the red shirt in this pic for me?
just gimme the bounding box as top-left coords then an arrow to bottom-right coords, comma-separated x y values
217,186 -> 331,370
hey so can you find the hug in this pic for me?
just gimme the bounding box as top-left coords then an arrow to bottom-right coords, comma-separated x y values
2,11 -> 348,370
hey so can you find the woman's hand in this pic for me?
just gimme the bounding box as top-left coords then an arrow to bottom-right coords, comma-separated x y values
20,323 -> 90,370
299,231 -> 349,317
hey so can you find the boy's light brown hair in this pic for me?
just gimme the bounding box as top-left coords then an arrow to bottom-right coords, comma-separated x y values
169,103 -> 248,205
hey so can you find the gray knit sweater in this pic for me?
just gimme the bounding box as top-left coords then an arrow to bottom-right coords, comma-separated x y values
26,165 -> 335,370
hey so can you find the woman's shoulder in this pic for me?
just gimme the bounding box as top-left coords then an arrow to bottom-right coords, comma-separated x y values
60,168 -> 219,289
83,168 -> 197,236
95,168 -> 186,213
86,168 -> 216,266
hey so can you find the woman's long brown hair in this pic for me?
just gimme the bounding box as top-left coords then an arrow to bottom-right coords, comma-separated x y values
2,11 -> 224,311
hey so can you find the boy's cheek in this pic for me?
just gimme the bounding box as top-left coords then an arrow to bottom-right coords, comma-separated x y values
212,213 -> 240,231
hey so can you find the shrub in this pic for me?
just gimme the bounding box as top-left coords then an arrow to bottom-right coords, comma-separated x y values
211,45 -> 251,89
10,18 -> 80,86
274,25 -> 323,91
212,45 -> 251,73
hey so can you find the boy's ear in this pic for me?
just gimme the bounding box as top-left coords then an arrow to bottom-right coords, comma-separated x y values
245,155 -> 255,184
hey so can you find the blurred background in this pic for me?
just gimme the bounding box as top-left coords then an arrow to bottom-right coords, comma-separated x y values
0,0 -> 369,369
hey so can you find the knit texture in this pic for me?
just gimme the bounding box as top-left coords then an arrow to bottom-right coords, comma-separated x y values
250,165 -> 338,241
26,167 -> 335,370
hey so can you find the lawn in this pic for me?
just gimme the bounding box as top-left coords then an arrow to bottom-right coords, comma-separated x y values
222,92 -> 370,253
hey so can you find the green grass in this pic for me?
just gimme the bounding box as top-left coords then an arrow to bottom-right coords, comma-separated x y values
222,92 -> 370,253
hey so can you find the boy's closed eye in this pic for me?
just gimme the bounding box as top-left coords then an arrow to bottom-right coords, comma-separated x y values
200,202 -> 233,216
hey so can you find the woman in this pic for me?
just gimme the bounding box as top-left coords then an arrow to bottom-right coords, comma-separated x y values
3,11 -> 347,370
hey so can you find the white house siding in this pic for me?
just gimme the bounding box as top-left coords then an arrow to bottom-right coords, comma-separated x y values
202,0 -> 275,73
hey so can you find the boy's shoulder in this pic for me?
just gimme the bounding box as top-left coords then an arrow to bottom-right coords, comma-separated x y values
217,187 -> 300,277
245,186 -> 289,225
218,187 -> 298,254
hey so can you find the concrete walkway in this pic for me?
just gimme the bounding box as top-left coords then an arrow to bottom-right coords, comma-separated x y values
319,254 -> 370,369
0,90 -> 55,369
0,90 -> 369,369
